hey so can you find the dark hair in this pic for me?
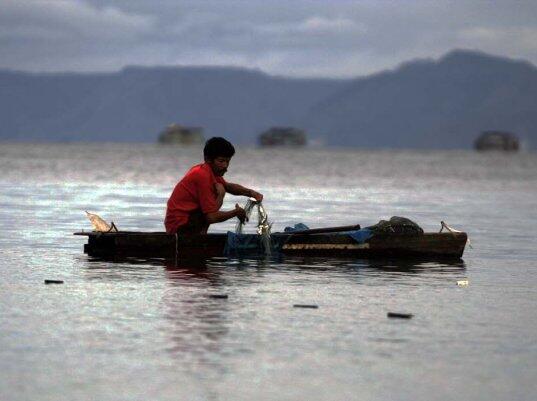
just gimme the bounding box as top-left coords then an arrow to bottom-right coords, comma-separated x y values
203,137 -> 235,160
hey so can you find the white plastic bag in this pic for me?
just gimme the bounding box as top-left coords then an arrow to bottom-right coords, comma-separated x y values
85,211 -> 118,232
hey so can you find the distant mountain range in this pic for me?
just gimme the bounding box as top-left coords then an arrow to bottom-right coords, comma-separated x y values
1,49 -> 536,149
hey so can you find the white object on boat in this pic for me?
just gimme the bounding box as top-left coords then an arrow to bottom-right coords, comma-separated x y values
85,211 -> 118,232
440,221 -> 472,248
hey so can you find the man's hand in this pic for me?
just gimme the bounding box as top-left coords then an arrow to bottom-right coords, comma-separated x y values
249,190 -> 263,202
235,203 -> 247,223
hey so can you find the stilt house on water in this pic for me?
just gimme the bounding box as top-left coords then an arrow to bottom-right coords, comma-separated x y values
158,124 -> 204,144
258,127 -> 307,147
474,131 -> 519,152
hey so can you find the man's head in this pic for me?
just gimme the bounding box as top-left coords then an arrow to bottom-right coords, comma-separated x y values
203,137 -> 235,176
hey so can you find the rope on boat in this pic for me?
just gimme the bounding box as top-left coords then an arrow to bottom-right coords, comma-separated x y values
439,221 -> 461,234
235,198 -> 273,255
175,233 -> 178,264
440,221 -> 472,248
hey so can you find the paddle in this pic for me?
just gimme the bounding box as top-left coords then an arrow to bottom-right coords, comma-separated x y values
276,224 -> 361,235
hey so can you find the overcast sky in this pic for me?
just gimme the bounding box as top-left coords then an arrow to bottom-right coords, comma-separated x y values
2,0 -> 537,78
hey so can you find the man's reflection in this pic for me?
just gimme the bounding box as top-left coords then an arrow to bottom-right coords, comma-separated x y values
161,258 -> 231,363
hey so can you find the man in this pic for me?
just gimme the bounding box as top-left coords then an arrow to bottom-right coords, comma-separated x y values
165,137 -> 263,235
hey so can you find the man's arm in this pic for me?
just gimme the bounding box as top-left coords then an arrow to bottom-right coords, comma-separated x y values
206,204 -> 246,224
224,182 -> 263,202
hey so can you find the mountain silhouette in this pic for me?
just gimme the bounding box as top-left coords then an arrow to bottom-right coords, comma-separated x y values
1,49 -> 535,148
303,50 -> 537,148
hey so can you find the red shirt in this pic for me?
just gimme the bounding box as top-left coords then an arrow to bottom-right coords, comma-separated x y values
165,163 -> 226,234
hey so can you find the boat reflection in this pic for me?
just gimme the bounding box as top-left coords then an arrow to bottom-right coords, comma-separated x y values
280,255 -> 465,273
83,254 -> 466,276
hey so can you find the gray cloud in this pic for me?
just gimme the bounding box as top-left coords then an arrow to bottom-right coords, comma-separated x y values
1,0 -> 537,77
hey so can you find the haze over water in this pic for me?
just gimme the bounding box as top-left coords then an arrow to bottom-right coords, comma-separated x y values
1,143 -> 536,401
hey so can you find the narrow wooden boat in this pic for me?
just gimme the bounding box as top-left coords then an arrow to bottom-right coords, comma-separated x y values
74,228 -> 467,259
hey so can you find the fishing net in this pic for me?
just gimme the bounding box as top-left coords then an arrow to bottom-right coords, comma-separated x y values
234,199 -> 273,255
366,216 -> 423,235
235,198 -> 256,235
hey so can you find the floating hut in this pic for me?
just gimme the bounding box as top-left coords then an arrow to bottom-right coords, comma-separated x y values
474,131 -> 519,152
158,124 -> 204,144
258,127 -> 307,147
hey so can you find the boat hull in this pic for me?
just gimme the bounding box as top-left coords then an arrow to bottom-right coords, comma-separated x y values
74,231 -> 467,260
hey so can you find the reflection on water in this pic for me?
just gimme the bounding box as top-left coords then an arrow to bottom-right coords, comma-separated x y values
81,254 -> 469,369
84,254 -> 467,280
161,268 -> 230,365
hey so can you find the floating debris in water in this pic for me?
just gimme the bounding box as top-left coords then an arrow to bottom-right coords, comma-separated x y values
44,279 -> 64,285
387,312 -> 413,319
293,304 -> 319,309
457,280 -> 469,286
209,294 -> 229,299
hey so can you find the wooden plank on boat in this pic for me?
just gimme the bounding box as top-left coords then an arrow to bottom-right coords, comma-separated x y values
176,234 -> 228,258
369,232 -> 467,257
76,231 -> 229,258
281,232 -> 467,258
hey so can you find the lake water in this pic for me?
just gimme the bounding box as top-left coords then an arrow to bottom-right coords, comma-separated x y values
1,143 -> 536,401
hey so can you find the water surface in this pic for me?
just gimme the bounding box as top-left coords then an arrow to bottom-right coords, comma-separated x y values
1,143 -> 536,401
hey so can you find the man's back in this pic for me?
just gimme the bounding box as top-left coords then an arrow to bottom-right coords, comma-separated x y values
165,163 -> 225,234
